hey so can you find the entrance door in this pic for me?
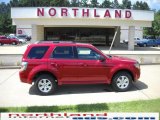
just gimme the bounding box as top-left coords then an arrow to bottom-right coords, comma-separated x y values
44,27 -> 115,46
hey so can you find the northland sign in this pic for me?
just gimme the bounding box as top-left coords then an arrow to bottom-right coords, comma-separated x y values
37,7 -> 132,19
11,7 -> 154,22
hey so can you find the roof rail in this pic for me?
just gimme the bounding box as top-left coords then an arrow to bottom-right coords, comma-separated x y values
52,41 -> 75,43
36,40 -> 75,44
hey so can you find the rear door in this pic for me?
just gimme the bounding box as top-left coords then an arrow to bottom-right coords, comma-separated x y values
49,46 -> 79,83
1,37 -> 9,44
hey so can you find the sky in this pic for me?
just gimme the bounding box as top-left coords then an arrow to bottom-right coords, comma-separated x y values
0,0 -> 160,10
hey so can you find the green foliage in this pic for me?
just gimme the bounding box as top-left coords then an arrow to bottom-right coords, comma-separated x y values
50,0 -> 70,7
101,0 -> 112,8
144,10 -> 160,38
133,1 -> 150,10
10,0 -> 19,7
0,2 -> 15,35
90,0 -> 99,8
71,0 -> 79,7
0,99 -> 160,113
111,0 -> 120,9
80,0 -> 89,7
121,0 -> 131,9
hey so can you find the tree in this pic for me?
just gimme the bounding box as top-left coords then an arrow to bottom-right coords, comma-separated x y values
111,0 -> 120,8
10,0 -> 19,7
133,1 -> 150,10
50,0 -> 70,7
71,0 -> 79,7
90,0 -> 99,8
144,10 -> 160,38
121,0 -> 131,9
0,2 -> 15,35
101,0 -> 112,8
80,0 -> 88,7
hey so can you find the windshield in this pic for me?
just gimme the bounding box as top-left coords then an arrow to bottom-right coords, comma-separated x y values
8,36 -> 18,39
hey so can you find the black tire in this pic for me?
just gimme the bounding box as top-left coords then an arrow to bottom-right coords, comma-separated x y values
35,74 -> 57,95
12,42 -> 17,45
143,44 -> 147,47
112,72 -> 132,92
0,43 -> 3,46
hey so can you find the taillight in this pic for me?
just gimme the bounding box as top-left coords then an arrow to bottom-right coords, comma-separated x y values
21,62 -> 28,71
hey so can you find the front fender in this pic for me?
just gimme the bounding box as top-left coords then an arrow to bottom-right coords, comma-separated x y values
108,64 -> 134,84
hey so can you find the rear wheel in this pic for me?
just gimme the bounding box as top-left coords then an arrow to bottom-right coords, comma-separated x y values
0,42 -> 3,46
143,44 -> 147,47
112,72 -> 132,92
35,74 -> 57,95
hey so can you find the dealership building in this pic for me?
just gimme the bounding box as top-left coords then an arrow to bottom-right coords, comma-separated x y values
11,7 -> 154,50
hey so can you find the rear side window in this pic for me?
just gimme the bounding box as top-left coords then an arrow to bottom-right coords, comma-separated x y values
27,46 -> 49,59
0,37 -> 7,39
51,46 -> 74,59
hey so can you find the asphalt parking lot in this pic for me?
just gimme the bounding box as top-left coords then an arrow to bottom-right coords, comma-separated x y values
0,65 -> 160,107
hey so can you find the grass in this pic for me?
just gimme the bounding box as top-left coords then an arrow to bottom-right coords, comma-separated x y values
0,98 -> 160,113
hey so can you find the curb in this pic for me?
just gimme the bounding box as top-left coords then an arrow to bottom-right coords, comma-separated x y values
0,66 -> 21,69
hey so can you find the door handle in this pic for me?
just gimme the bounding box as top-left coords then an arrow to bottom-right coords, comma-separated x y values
78,63 -> 88,67
51,63 -> 58,67
83,64 -> 88,67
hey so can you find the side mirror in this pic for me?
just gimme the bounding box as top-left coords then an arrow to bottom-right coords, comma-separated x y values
99,55 -> 105,62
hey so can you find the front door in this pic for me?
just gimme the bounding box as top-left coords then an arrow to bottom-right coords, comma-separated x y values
75,47 -> 109,83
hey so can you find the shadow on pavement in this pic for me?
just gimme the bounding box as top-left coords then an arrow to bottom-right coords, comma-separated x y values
0,103 -> 108,112
26,103 -> 109,112
133,81 -> 148,90
0,108 -> 9,112
29,81 -> 148,96
29,84 -> 114,96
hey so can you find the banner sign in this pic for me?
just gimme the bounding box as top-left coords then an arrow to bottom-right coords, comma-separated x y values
0,112 -> 159,120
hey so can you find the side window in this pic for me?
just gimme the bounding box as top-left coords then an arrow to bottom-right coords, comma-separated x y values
1,37 -> 6,39
77,47 -> 100,60
27,46 -> 49,59
52,46 -> 74,59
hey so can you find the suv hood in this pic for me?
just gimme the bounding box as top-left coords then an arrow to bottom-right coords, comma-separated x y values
106,55 -> 137,63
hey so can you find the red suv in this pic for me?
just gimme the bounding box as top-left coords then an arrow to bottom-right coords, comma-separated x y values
19,41 -> 140,95
0,36 -> 19,45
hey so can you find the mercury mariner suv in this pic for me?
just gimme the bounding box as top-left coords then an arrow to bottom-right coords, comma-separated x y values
19,41 -> 140,95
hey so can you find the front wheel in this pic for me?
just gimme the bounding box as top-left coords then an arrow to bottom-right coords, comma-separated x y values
12,42 -> 17,45
0,43 -> 3,46
112,72 -> 132,92
35,74 -> 57,95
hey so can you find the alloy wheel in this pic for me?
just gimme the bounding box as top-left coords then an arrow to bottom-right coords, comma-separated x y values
38,79 -> 52,93
116,76 -> 129,89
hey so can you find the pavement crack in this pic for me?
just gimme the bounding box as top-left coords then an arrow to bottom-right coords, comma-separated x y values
133,84 -> 151,99
0,70 -> 19,85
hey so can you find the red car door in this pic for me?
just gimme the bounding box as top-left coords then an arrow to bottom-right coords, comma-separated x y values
75,47 -> 110,83
49,46 -> 79,83
1,37 -> 9,44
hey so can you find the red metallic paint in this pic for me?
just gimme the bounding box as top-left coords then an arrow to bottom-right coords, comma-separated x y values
19,42 -> 140,86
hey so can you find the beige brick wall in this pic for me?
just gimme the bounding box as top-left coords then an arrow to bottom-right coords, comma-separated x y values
31,25 -> 44,43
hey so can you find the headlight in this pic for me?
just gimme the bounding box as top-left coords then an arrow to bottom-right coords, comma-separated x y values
134,62 -> 140,69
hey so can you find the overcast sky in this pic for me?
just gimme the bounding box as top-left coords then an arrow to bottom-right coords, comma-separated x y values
0,0 -> 160,10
